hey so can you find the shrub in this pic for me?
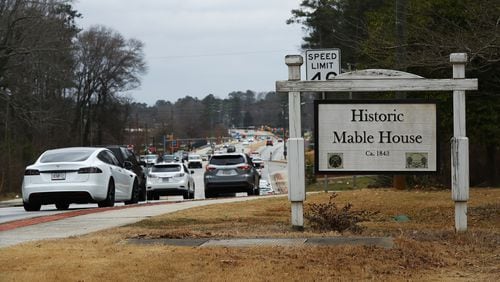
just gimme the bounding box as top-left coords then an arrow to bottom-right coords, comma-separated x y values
304,193 -> 368,233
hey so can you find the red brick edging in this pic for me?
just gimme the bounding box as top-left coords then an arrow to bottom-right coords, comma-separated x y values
0,201 -> 177,232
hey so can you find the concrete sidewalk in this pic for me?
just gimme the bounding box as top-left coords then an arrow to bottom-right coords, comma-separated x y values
0,196 -> 265,248
127,237 -> 394,249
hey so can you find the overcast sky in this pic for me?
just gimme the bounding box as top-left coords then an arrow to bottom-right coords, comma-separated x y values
74,0 -> 305,105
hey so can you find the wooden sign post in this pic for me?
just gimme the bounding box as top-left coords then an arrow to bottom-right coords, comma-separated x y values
450,53 -> 469,232
285,55 -> 305,230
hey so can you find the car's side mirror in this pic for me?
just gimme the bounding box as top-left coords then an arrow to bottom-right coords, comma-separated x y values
190,170 -> 195,174
123,161 -> 133,170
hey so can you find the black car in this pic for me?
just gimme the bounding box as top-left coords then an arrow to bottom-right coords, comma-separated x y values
204,153 -> 260,198
106,146 -> 147,201
160,154 -> 179,163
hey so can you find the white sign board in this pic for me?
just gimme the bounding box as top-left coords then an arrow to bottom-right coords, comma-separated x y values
315,101 -> 438,173
305,49 -> 341,80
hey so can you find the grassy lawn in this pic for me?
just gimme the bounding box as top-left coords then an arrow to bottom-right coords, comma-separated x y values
0,188 -> 499,281
307,175 -> 378,191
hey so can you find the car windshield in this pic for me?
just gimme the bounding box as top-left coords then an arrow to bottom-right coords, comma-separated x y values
146,155 -> 157,161
209,155 -> 245,165
189,155 -> 201,160
40,149 -> 93,163
151,164 -> 181,172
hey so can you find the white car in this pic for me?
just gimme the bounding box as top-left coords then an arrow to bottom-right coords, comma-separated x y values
187,154 -> 203,168
146,163 -> 195,200
22,147 -> 139,211
259,179 -> 274,195
252,157 -> 264,169
145,154 -> 159,165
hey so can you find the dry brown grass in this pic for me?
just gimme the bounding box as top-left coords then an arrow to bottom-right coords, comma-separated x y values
1,188 -> 499,281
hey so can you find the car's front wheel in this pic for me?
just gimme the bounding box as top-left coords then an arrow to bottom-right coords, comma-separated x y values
190,184 -> 195,199
139,178 -> 147,201
125,179 -> 139,205
98,179 -> 115,208
23,201 -> 41,212
147,190 -> 154,201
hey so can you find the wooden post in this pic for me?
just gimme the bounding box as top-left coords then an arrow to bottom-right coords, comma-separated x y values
285,55 -> 305,230
450,53 -> 469,232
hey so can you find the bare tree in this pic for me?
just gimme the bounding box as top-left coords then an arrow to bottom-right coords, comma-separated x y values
0,0 -> 78,193
72,25 -> 147,145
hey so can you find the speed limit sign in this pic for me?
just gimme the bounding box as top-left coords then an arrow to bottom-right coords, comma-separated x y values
305,49 -> 341,80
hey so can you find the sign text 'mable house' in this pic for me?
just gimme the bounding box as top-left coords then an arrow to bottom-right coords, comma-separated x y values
332,108 -> 423,144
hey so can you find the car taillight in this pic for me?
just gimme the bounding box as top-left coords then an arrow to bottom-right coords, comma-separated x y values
206,166 -> 216,171
174,173 -> 185,177
148,173 -> 157,178
25,169 -> 40,175
78,167 -> 102,174
237,164 -> 251,171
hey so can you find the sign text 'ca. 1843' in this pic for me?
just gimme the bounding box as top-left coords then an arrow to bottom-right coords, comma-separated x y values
314,101 -> 438,173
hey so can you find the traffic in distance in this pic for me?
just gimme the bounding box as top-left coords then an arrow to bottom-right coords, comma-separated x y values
18,129 -> 283,213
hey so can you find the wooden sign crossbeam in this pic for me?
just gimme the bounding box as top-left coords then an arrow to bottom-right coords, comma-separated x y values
276,78 -> 478,93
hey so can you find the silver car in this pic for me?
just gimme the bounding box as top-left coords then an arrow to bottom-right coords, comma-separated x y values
146,163 -> 195,200
187,154 -> 203,168
204,153 -> 260,198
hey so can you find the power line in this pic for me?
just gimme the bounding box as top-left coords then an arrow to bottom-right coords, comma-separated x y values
150,49 -> 301,59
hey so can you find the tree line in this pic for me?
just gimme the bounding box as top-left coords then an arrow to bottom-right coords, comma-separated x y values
125,90 -> 316,152
0,0 -> 310,195
0,0 -> 147,194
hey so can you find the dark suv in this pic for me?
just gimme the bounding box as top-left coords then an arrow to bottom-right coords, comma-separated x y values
106,146 -> 147,201
226,145 -> 236,153
204,153 -> 260,198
